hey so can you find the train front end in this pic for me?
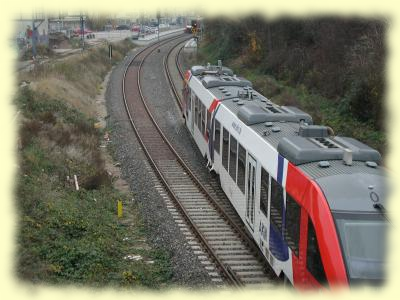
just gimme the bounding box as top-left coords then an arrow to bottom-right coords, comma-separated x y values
317,172 -> 388,286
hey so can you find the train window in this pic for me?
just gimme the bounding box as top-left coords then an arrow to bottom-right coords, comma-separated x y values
186,89 -> 191,113
197,101 -> 202,131
270,177 -> 284,232
260,168 -> 269,218
189,91 -> 192,110
214,120 -> 221,154
206,110 -> 211,137
201,104 -> 206,136
229,135 -> 237,182
194,96 -> 198,129
237,143 -> 246,193
307,219 -> 327,284
284,193 -> 301,256
222,128 -> 229,171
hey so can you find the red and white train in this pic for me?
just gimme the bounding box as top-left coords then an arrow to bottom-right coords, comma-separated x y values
182,62 -> 387,288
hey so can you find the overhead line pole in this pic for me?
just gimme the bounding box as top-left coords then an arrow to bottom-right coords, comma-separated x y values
157,11 -> 160,43
80,14 -> 85,51
32,19 -> 37,60
31,12 -> 44,61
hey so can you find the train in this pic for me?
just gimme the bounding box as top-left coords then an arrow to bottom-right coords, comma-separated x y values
185,19 -> 201,36
181,62 -> 387,288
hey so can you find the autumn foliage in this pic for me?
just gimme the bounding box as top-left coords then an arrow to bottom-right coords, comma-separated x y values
203,16 -> 386,131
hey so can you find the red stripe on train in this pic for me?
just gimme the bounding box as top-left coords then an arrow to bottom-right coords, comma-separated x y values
208,98 -> 220,113
286,162 -> 348,288
184,70 -> 192,82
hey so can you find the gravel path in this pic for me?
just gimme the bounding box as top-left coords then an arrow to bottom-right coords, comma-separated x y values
105,44 -> 215,289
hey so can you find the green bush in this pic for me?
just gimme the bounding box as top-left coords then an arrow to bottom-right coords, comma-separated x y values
198,17 -> 386,154
15,84 -> 172,287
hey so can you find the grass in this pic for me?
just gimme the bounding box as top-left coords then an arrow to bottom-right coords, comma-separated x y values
19,39 -> 133,117
193,44 -> 387,157
15,40 -> 173,288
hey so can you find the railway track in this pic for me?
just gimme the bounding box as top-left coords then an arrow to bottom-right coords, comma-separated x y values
122,35 -> 276,288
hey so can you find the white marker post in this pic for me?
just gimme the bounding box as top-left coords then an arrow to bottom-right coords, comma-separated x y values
74,174 -> 79,191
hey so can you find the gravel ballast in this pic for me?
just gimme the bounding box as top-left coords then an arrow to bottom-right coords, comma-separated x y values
105,43 -> 215,289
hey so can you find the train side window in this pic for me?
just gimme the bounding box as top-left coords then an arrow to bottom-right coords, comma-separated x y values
206,110 -> 211,136
284,193 -> 301,256
229,135 -> 237,182
260,168 -> 269,218
187,89 -> 191,112
237,143 -> 246,194
194,96 -> 199,129
270,177 -> 284,232
197,101 -> 202,131
307,219 -> 327,284
222,128 -> 229,171
214,120 -> 221,154
201,104 -> 206,136
196,98 -> 200,130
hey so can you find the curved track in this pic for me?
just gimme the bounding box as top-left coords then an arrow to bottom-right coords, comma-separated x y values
122,35 -> 276,287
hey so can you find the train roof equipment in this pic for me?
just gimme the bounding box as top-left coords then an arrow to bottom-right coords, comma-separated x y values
188,63 -> 386,212
189,64 -> 382,167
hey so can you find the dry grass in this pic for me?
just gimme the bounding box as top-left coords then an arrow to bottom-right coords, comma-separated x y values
20,119 -> 42,149
18,41 -> 132,118
31,78 -> 96,117
15,40 -> 173,287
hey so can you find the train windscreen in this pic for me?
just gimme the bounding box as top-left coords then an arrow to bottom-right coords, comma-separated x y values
334,212 -> 387,284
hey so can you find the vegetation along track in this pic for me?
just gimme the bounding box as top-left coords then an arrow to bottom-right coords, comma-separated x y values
123,35 -> 276,288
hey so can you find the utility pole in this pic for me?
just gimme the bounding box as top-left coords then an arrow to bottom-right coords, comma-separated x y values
80,14 -> 85,51
32,19 -> 37,59
31,11 -> 44,61
157,11 -> 160,43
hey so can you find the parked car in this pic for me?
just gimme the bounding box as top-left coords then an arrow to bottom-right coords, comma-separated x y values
131,25 -> 140,32
116,25 -> 130,30
73,28 -> 93,35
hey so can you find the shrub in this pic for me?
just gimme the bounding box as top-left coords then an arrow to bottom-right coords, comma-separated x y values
20,119 -> 42,149
39,111 -> 57,124
81,171 -> 112,190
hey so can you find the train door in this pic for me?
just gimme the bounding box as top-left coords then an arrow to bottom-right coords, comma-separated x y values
245,154 -> 257,230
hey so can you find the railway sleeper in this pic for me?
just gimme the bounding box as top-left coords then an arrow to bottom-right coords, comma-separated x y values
240,276 -> 272,284
230,264 -> 265,271
219,254 -> 256,260
221,259 -> 261,266
235,270 -> 268,278
214,249 -> 253,255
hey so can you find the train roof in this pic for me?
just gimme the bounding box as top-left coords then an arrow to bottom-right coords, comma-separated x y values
189,65 -> 386,212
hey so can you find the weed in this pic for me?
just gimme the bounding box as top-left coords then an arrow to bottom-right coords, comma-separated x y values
81,171 -> 111,190
20,119 -> 42,149
15,40 -> 172,288
39,111 -> 57,125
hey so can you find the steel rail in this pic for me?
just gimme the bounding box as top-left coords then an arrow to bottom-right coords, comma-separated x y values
175,43 -> 185,80
163,41 -> 185,110
163,38 -> 272,270
137,37 -> 245,287
122,35 -> 244,287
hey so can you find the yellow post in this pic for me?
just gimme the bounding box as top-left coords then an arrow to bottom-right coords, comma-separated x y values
117,200 -> 123,218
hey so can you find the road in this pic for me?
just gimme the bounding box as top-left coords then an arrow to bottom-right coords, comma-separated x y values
16,27 -> 185,72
